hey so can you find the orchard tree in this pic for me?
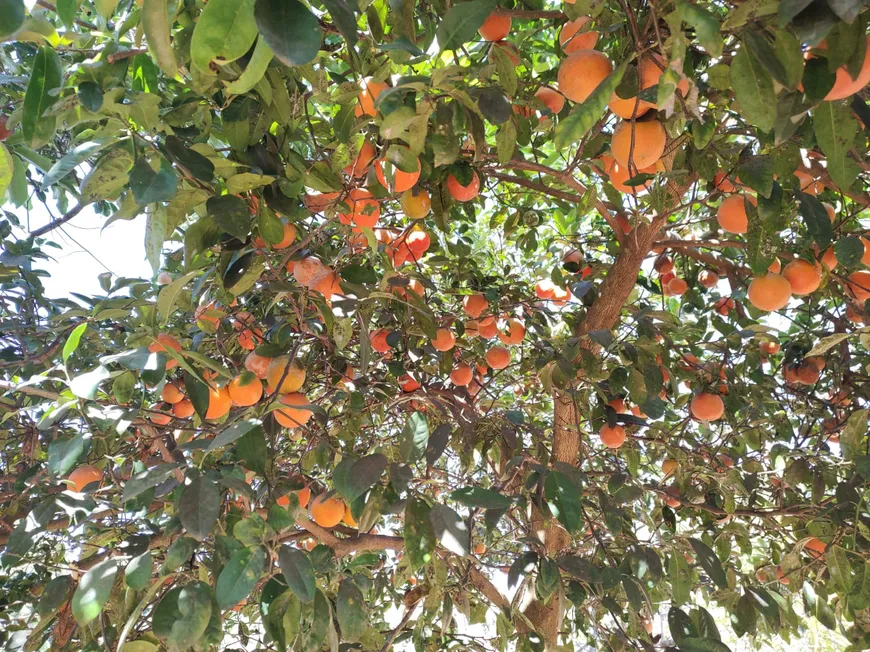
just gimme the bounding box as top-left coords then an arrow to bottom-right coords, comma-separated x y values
1,0 -> 870,649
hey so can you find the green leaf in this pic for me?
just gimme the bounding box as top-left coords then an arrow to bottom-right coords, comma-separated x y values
451,486 -> 512,509
737,155 -> 774,198
237,426 -> 267,476
544,470 -> 583,534
334,453 -> 387,503
742,30 -> 788,88
8,152 -> 28,207
302,590 -> 330,652
320,0 -> 358,46
557,555 -> 603,583
555,60 -> 628,150
731,45 -> 776,132
130,158 -> 178,205
263,590 -> 301,650
796,191 -> 833,249
677,638 -> 732,652
152,582 -> 214,650
404,497 -> 435,569
216,545 -> 266,609
436,0 -> 496,51
399,411 -> 429,464
125,552 -> 153,590
254,0 -> 321,67
72,558 -> 120,626
429,504 -> 470,556
142,0 -> 178,77
22,46 -> 63,146
802,581 -> 836,630
62,323 -> 88,364
835,236 -> 864,268
164,136 -> 214,182
191,0 -> 258,73
0,142 -> 12,198
689,538 -> 728,589
179,475 -> 222,540
47,433 -> 85,477
841,409 -> 868,461
0,0 -> 25,39
813,101 -> 860,190
161,537 -> 198,574
675,1 -> 723,57
278,545 -> 316,603
207,419 -> 261,451
774,28 -> 804,90
731,592 -> 757,636
157,270 -> 198,324
37,575 -> 73,617
224,37 -> 274,95
491,42 -> 518,97
745,586 -> 780,631
145,206 -> 168,275
183,371 -> 210,422
827,544 -> 853,592
496,119 -> 517,164
81,148 -> 133,202
70,365 -> 112,399
206,194 -> 251,239
670,552 -> 692,606
336,578 -> 367,642
122,463 -> 182,502
56,0 -> 78,28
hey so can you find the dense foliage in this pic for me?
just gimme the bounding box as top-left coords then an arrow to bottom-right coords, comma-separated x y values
1,0 -> 870,649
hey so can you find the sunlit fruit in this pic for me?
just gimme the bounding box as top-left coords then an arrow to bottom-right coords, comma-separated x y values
303,191 -> 340,213
716,194 -> 755,234
805,537 -> 827,558
432,328 -> 456,351
600,424 -> 626,449
558,49 -> 613,103
173,398 -> 194,418
293,256 -> 324,287
667,277 -> 688,296
68,465 -> 102,492
747,274 -> 791,312
606,158 -> 655,193
534,87 -> 565,116
698,270 -> 719,288
783,259 -> 822,296
245,351 -> 272,379
238,328 -> 263,351
338,189 -> 380,229
400,188 -> 431,219
478,12 -> 511,41
310,493 -> 346,527
847,270 -> 870,303
463,293 -> 488,318
354,78 -> 389,117
486,346 -> 510,370
768,258 -> 781,274
398,374 -> 421,392
662,459 -> 678,476
309,269 -> 341,299
713,170 -> 739,193
691,392 -> 724,422
274,392 -> 312,428
343,141 -> 376,177
371,329 -> 392,353
375,157 -> 420,193
535,279 -> 556,299
228,373 -> 263,407
149,404 -> 172,425
478,317 -> 498,339
816,36 -> 870,101
405,230 -> 431,257
759,340 -> 780,355
795,169 -> 823,195
149,333 -> 182,370
559,16 -> 598,54
611,119 -> 666,170
447,172 -> 480,202
823,202 -> 836,222
654,256 -> 674,275
497,319 -> 526,345
262,222 -> 297,249
157,272 -> 172,285
206,385 -> 231,420
450,363 -> 473,386
266,356 -> 306,394
343,504 -> 358,528
161,382 -> 184,404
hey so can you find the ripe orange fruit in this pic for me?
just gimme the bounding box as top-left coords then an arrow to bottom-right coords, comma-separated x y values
775,566 -> 789,585
405,230 -> 431,257
607,398 -> 626,413
161,382 -> 184,404
534,87 -> 565,116
238,328 -> 263,351
343,141 -> 376,177
847,270 -> 870,303
228,373 -> 263,407
266,356 -> 306,394
264,223 -> 297,249
662,459 -> 678,476
309,269 -> 341,299
293,256 -> 324,287
398,374 -> 421,392
535,279 -> 556,299
486,346 -> 510,370
796,361 -> 821,385
303,191 -> 341,213
599,424 -> 626,449
783,259 -> 822,296
297,485 -> 311,508
805,537 -> 827,558
463,293 -> 488,318
862,237 -> 870,266
478,317 -> 498,339
310,493 -> 346,527
691,393 -> 724,422
716,194 -> 756,234
447,172 -> 480,202
759,340 -> 781,355
375,157 -> 420,194
206,385 -> 231,420
173,398 -> 195,418
450,363 -> 473,386
478,12 -> 511,41
488,40 -> 520,66
713,170 -> 739,193
338,188 -> 380,229
559,16 -> 598,54
667,277 -> 688,296
400,188 -> 431,220
432,328 -> 456,351
149,404 -> 173,425
497,319 -> 526,345
558,50 -> 613,103
816,36 -> 870,101
698,270 -> 719,288
343,504 -> 358,528
768,258 -> 781,274
611,119 -> 666,170
371,329 -> 392,354
149,334 -> 182,369
654,256 -> 674,275
68,465 -> 102,492
747,274 -> 791,312
244,351 -> 272,379
605,158 -> 655,193
608,92 -> 654,120
354,78 -> 389,117
795,169 -> 823,195
195,301 -> 222,330
473,542 -> 487,555
823,202 -> 836,222
639,53 -> 690,102
274,392 -> 313,428
713,297 -> 735,315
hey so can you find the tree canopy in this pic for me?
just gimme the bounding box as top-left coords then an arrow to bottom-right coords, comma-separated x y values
1,0 -> 870,649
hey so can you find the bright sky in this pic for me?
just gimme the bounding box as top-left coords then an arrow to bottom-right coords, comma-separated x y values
26,203 -> 153,298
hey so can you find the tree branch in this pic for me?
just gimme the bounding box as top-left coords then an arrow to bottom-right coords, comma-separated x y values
29,204 -> 85,238
35,0 -> 98,30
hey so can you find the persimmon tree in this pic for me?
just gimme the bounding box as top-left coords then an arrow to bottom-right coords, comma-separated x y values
1,0 -> 870,649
